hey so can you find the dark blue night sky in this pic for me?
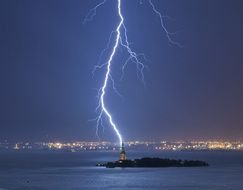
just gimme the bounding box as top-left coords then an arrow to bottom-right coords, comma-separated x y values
0,0 -> 243,142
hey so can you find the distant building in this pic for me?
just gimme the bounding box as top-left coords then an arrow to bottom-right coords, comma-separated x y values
119,143 -> 126,161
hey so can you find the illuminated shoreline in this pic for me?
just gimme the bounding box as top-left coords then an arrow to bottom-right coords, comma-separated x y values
1,140 -> 242,151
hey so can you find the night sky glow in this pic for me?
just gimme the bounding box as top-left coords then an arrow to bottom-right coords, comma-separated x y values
0,0 -> 243,142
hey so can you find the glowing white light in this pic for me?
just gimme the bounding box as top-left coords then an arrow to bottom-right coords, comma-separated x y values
97,0 -> 124,148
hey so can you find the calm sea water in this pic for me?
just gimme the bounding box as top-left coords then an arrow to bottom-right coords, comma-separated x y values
0,150 -> 242,190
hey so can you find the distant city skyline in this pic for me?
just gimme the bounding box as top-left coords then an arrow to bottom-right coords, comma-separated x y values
0,0 -> 243,142
1,140 -> 243,152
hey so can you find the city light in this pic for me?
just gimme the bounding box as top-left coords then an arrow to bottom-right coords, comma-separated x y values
1,141 -> 243,151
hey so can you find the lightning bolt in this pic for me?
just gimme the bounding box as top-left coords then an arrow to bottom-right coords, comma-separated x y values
84,0 -> 181,149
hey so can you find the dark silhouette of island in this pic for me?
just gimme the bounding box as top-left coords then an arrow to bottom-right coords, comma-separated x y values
96,157 -> 209,168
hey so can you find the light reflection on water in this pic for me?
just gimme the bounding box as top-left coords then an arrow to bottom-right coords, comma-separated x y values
0,151 -> 242,190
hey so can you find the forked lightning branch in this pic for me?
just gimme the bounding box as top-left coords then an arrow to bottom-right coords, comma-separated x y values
84,0 -> 180,148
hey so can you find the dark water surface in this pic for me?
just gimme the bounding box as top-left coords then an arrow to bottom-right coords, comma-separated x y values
0,151 -> 242,190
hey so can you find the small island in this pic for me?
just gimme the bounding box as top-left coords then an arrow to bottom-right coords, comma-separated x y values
96,157 -> 209,168
96,143 -> 208,168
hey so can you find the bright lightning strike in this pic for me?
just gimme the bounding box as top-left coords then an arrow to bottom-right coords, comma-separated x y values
84,0 -> 181,149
